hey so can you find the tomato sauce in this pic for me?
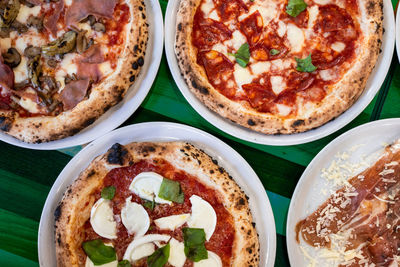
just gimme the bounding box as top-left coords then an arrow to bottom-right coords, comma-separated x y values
83,159 -> 235,266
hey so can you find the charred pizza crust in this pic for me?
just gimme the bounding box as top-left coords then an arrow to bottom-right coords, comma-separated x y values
55,142 -> 260,266
0,0 -> 148,143
175,0 -> 383,134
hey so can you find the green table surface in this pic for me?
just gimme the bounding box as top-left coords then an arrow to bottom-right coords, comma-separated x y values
1,0 -> 399,266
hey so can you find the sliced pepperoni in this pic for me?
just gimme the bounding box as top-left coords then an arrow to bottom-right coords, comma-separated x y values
239,11 -> 263,46
286,71 -> 315,91
251,32 -> 288,61
280,8 -> 309,28
242,82 -> 275,112
197,50 -> 237,98
192,11 -> 232,51
213,0 -> 248,21
314,5 -> 354,33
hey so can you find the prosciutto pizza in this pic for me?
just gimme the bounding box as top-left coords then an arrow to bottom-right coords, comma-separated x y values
55,142 -> 260,266
0,0 -> 148,143
296,140 -> 400,266
175,0 -> 383,134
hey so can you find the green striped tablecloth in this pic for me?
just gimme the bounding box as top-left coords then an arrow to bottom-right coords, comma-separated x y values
0,0 -> 399,266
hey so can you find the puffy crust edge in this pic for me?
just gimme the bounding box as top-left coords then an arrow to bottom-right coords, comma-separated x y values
55,142 -> 260,267
0,0 -> 148,143
175,0 -> 383,134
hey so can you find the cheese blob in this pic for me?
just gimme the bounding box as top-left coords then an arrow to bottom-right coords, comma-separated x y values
129,172 -> 172,204
187,195 -> 217,241
168,238 -> 186,267
194,251 -> 222,267
154,214 -> 190,231
121,196 -> 150,237
123,234 -> 171,262
90,198 -> 117,239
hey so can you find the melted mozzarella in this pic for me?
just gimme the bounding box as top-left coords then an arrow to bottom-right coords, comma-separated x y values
270,76 -> 286,95
193,251 -> 222,267
313,0 -> 332,5
123,234 -> 171,262
121,196 -> 150,236
154,214 -> 190,231
19,96 -> 40,113
276,104 -> 292,116
0,38 -> 11,52
128,243 -> 155,262
319,69 -> 337,81
201,0 -> 215,15
211,43 -> 228,56
287,24 -> 304,53
251,61 -> 271,75
13,57 -> 28,83
224,30 -> 247,51
245,1 -> 277,25
307,6 -> 319,29
16,5 -> 41,24
98,61 -> 113,77
168,238 -> 186,267
187,195 -> 217,241
58,53 -> 78,76
90,198 -> 117,239
233,64 -> 253,87
331,42 -> 346,53
208,10 -> 220,21
277,21 -> 287,37
129,172 -> 171,204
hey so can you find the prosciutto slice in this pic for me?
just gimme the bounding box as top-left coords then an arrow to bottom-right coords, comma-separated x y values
65,0 -> 117,27
59,79 -> 90,110
44,0 -> 64,37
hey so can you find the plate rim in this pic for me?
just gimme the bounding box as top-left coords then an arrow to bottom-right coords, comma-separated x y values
38,121 -> 277,267
0,0 -> 165,150
396,3 -> 400,62
286,118 -> 400,266
164,0 -> 395,146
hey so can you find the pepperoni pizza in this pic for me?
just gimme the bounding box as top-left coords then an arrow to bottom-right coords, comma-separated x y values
0,0 -> 147,143
55,142 -> 259,266
175,0 -> 383,134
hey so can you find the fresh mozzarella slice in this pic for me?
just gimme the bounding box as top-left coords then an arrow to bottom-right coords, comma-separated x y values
129,172 -> 172,204
187,195 -> 217,241
194,251 -> 222,267
90,198 -> 117,239
123,234 -> 171,262
168,238 -> 186,267
154,214 -> 190,231
121,196 -> 150,237
128,243 -> 155,262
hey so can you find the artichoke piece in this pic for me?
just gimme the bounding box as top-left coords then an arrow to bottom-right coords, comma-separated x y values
76,30 -> 89,54
28,55 -> 42,88
0,0 -> 20,27
42,31 -> 77,56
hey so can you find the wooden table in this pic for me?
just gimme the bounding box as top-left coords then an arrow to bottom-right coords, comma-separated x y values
0,0 -> 399,266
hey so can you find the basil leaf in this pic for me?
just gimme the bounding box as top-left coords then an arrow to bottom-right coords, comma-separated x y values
286,0 -> 307,17
230,43 -> 250,68
82,239 -> 116,265
270,49 -> 280,55
183,228 -> 208,262
147,243 -> 170,267
158,178 -> 184,203
295,54 -> 317,72
143,198 -> 155,210
101,186 -> 116,200
117,260 -> 131,267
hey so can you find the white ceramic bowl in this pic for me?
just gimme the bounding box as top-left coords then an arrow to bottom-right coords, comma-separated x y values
165,0 -> 395,146
286,118 -> 400,266
396,3 -> 400,61
38,122 -> 277,267
0,0 -> 164,150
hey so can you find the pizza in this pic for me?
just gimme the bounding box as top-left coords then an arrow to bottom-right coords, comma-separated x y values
175,0 -> 383,134
296,140 -> 400,266
0,0 -> 148,143
54,142 -> 260,266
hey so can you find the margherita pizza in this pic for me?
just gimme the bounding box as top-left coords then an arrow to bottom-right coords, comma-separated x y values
55,142 -> 260,266
175,0 -> 383,134
0,0 -> 147,143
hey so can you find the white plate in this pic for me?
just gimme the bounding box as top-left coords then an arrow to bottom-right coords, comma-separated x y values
286,118 -> 400,266
38,122 -> 276,267
165,0 -> 395,146
0,0 -> 164,150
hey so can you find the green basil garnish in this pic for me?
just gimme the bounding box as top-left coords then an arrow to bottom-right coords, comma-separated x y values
158,178 -> 184,203
143,198 -> 156,210
295,54 -> 317,73
82,239 -> 116,265
183,228 -> 208,262
117,260 -> 131,267
229,43 -> 250,68
270,49 -> 280,56
147,243 -> 170,267
286,0 -> 307,17
101,186 -> 116,200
